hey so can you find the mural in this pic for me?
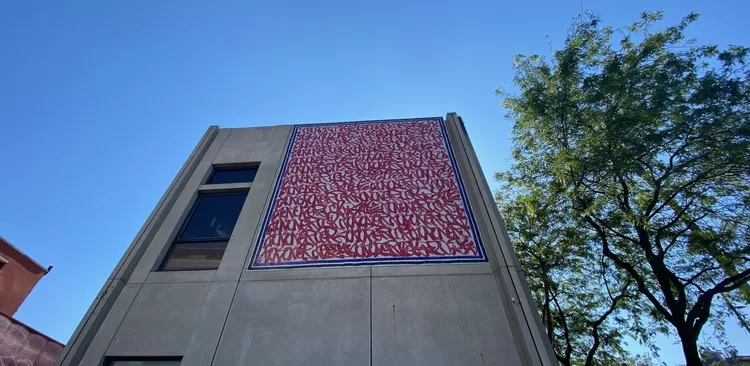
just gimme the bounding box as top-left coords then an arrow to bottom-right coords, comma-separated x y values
251,117 -> 486,268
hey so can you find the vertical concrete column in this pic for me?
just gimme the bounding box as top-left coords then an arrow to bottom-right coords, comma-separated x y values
182,126 -> 293,366
444,113 -> 556,365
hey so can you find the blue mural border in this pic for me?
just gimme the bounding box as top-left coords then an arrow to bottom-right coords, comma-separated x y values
249,117 -> 488,269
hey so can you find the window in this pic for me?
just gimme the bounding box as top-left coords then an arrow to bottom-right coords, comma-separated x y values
107,357 -> 182,366
178,193 -> 246,240
160,193 -> 247,271
158,163 -> 258,271
206,166 -> 258,185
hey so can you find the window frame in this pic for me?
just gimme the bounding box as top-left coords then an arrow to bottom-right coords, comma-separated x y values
156,163 -> 259,272
159,191 -> 249,272
173,192 -> 248,243
205,164 -> 259,185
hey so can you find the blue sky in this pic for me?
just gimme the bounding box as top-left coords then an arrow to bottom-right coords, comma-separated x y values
0,1 -> 748,364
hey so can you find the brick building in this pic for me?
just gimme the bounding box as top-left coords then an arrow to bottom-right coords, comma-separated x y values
0,236 -> 63,365
0,236 -> 50,316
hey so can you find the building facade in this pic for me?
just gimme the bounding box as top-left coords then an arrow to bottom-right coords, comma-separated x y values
0,237 -> 50,316
57,114 -> 555,366
0,236 -> 63,365
0,312 -> 64,366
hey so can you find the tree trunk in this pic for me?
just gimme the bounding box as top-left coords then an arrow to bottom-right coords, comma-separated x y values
678,328 -> 702,366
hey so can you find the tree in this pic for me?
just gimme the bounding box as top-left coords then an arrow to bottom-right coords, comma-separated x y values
496,11 -> 750,365
496,185 -> 647,365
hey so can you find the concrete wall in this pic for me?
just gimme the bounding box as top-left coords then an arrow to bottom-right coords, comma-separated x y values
57,114 -> 555,366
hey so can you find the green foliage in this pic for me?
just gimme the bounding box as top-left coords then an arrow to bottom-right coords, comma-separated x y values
497,11 -> 750,366
497,186 -> 647,365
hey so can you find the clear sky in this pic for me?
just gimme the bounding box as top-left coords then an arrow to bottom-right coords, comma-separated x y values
1,1 -> 748,364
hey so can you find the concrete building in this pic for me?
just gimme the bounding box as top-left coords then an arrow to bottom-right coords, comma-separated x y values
57,114 -> 555,366
0,236 -> 64,365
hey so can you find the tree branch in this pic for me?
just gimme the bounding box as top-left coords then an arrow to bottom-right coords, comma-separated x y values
616,172 -> 634,214
585,215 -> 675,323
684,266 -> 722,285
591,215 -> 640,244
585,282 -> 632,366
723,293 -> 750,335
551,292 -> 573,365
659,213 -> 707,255
648,167 -> 735,219
687,268 -> 750,334
655,196 -> 702,233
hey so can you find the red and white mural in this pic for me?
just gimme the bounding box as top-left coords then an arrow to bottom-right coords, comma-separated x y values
251,118 -> 485,268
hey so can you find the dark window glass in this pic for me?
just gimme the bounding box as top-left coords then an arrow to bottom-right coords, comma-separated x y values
207,167 -> 258,184
160,193 -> 247,271
178,193 -> 247,241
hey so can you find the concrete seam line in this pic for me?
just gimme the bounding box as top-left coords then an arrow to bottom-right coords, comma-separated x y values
207,281 -> 240,365
369,267 -> 373,366
100,283 -> 144,360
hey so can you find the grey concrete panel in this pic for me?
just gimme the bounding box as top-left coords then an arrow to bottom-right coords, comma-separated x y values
244,266 -> 370,281
214,126 -> 293,282
128,129 -> 230,284
371,274 -> 522,366
213,126 -> 292,164
55,278 -> 114,366
76,281 -> 139,366
144,270 -> 217,285
506,269 -> 557,365
490,267 -> 538,366
213,278 -> 370,366
181,282 -> 237,366
107,283 -> 210,356
371,262 -> 493,277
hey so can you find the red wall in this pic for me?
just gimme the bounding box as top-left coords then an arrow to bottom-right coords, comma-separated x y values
0,238 -> 47,316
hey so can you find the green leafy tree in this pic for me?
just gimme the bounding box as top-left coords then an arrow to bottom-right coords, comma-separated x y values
496,11 -> 750,365
497,186 -> 647,365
